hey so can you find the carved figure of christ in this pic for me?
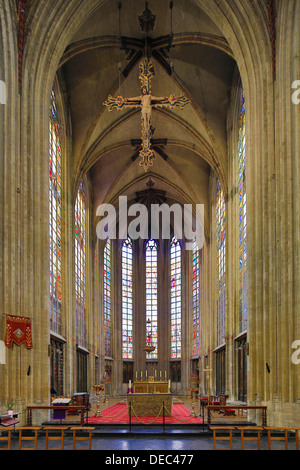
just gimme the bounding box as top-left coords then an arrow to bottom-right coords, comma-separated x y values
124,86 -> 168,138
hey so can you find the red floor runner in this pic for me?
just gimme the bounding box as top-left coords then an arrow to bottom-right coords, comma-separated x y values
87,403 -> 202,424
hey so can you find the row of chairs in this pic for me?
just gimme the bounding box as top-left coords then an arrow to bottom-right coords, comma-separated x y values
211,426 -> 300,450
0,425 -> 95,450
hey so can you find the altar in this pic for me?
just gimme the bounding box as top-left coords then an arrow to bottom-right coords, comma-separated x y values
133,380 -> 169,394
127,393 -> 172,417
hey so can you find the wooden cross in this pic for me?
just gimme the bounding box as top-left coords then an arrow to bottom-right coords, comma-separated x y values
103,57 -> 189,171
204,365 -> 213,377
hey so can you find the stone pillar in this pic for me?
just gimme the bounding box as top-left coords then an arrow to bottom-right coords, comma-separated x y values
271,0 -> 300,424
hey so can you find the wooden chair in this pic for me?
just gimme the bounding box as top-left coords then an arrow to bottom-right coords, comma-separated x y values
236,426 -> 263,450
43,426 -> 69,450
219,395 -> 227,406
18,426 -> 41,450
210,426 -> 235,450
264,427 -> 290,450
70,426 -> 95,450
200,397 -> 208,407
218,395 -> 235,416
0,426 -> 14,450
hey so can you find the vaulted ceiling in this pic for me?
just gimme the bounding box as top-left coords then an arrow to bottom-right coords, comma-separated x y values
58,0 -> 237,233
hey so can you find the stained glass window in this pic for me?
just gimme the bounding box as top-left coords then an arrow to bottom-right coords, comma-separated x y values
122,238 -> 133,359
104,238 -> 112,357
145,240 -> 158,359
238,91 -> 247,332
170,237 -> 181,359
49,88 -> 62,335
192,237 -> 200,357
75,181 -> 86,348
216,181 -> 226,345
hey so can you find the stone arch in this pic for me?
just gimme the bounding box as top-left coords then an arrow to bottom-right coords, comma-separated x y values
22,0 -> 273,406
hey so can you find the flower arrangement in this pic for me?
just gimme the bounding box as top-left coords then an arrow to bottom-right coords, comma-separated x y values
51,395 -> 71,402
93,385 -> 104,392
5,398 -> 14,411
5,398 -> 14,410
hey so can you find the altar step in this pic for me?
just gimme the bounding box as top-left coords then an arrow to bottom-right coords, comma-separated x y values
40,422 -> 207,436
40,420 -> 257,437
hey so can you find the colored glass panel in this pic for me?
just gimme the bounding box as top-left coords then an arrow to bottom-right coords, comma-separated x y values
122,238 -> 133,359
104,238 -> 112,357
192,237 -> 200,357
216,181 -> 226,345
238,91 -> 247,332
170,237 -> 181,359
49,88 -> 62,334
75,181 -> 86,348
145,239 -> 158,359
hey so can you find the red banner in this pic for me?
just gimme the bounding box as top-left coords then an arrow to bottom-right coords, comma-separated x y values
5,315 -> 33,348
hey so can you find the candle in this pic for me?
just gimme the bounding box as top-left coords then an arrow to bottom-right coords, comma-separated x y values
129,380 -> 131,388
168,380 -> 171,391
141,371 -> 143,379
136,371 -> 137,379
160,371 -> 162,378
155,370 -> 157,377
165,371 -> 166,379
146,370 -> 147,378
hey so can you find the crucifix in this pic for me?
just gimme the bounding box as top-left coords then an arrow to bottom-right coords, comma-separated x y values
103,57 -> 189,171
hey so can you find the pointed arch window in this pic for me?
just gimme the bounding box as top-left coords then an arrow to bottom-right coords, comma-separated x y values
170,237 -> 181,359
49,88 -> 62,334
216,181 -> 226,346
104,238 -> 112,357
75,181 -> 87,348
122,237 -> 133,359
238,91 -> 247,332
192,237 -> 200,357
145,239 -> 158,359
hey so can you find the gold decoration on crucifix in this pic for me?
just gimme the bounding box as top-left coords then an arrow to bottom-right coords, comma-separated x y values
103,57 -> 189,171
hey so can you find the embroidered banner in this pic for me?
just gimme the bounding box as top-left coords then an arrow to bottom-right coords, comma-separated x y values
5,315 -> 33,348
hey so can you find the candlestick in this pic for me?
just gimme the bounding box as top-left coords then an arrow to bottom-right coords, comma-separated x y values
93,385 -> 103,417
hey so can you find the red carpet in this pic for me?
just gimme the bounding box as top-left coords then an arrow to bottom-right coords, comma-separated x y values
86,403 -> 202,424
